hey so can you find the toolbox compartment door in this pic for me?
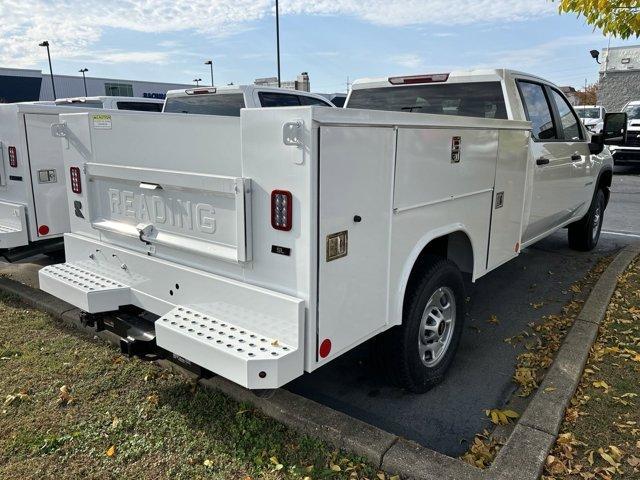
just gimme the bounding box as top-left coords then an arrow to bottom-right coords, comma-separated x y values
316,125 -> 395,362
25,113 -> 69,239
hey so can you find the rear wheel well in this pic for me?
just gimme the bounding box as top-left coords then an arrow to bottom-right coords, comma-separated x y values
404,232 -> 473,312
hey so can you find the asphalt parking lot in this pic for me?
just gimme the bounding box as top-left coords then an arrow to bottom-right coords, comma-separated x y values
288,166 -> 640,457
1,168 -> 638,459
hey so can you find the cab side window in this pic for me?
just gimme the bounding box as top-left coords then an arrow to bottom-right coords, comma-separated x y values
518,81 -> 557,140
549,89 -> 584,141
258,92 -> 301,107
299,95 -> 333,107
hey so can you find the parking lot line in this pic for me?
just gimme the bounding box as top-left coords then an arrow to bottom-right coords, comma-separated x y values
601,230 -> 640,239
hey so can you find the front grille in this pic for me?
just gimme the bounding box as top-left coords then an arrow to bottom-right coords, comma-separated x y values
625,133 -> 640,147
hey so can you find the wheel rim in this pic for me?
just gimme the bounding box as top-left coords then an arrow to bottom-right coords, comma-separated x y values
418,286 -> 456,368
592,205 -> 601,241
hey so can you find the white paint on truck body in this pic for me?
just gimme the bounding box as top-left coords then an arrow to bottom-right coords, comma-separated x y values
40,69 -> 613,389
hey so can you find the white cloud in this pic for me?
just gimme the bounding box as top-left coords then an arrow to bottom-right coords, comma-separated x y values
391,53 -> 425,70
0,0 -> 556,67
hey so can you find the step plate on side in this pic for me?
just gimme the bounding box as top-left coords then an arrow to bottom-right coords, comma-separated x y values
39,263 -> 131,313
155,306 -> 299,389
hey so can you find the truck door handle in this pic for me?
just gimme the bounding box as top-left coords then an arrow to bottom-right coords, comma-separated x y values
571,153 -> 582,161
536,157 -> 550,166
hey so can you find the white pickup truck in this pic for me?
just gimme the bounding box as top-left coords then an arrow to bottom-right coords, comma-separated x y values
40,69 -> 626,393
163,85 -> 335,114
609,100 -> 640,165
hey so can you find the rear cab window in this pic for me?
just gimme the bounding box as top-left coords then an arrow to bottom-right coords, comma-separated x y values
346,81 -> 508,119
163,93 -> 245,116
258,92 -> 333,108
117,101 -> 162,112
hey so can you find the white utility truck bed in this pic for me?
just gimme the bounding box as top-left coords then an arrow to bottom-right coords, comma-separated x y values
41,69 -> 621,392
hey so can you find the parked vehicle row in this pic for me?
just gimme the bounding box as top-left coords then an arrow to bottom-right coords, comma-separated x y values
609,100 -> 640,165
28,68 -> 627,393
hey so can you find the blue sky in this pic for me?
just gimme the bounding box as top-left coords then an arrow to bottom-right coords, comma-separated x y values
0,0 -> 637,93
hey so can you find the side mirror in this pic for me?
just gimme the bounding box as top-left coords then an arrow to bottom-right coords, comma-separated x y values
603,112 -> 627,145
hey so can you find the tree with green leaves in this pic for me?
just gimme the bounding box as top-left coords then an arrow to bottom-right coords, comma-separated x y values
557,0 -> 640,39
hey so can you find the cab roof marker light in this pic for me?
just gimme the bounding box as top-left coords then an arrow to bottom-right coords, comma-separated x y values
185,88 -> 217,95
388,73 -> 450,85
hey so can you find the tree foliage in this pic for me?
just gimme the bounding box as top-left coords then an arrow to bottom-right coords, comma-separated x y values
557,0 -> 640,39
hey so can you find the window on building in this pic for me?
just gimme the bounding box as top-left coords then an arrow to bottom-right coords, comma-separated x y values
105,82 -> 134,97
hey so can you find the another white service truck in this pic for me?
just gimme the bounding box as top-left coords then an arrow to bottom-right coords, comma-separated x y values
574,105 -> 606,134
0,99 -> 161,260
40,69 -> 625,392
609,100 -> 640,165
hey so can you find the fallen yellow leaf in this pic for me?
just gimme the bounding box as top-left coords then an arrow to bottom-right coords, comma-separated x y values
106,445 -> 116,457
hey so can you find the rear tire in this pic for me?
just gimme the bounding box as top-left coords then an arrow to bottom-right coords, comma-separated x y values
568,189 -> 605,252
380,255 -> 465,393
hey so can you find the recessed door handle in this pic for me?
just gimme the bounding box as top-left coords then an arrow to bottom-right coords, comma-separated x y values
536,157 -> 550,166
571,153 -> 582,161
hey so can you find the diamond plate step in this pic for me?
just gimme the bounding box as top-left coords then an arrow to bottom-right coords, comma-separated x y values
156,305 -> 301,389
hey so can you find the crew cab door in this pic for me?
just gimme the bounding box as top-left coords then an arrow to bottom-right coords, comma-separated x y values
518,80 -> 577,243
547,87 -> 592,214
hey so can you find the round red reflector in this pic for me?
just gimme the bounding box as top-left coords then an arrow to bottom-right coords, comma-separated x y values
319,339 -> 332,358
38,225 -> 50,236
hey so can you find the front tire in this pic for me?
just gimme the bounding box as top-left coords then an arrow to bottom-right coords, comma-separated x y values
381,255 -> 465,393
568,189 -> 605,251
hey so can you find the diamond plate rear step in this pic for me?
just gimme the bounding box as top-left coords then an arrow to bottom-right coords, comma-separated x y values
0,201 -> 28,249
156,305 -> 302,389
39,263 -> 131,313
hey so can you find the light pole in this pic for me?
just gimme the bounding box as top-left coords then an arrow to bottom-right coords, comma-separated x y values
39,41 -> 57,100
193,78 -> 202,86
79,68 -> 89,96
275,0 -> 281,87
204,60 -> 214,86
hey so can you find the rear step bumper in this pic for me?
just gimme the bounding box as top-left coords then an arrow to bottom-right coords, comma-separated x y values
39,234 -> 305,389
0,201 -> 29,250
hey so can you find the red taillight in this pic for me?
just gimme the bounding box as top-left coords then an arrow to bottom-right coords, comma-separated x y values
70,167 -> 82,194
388,73 -> 450,85
271,190 -> 292,231
185,88 -> 216,95
8,146 -> 17,167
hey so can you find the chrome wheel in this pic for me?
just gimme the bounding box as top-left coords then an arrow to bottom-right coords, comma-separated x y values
592,205 -> 601,241
418,286 -> 456,367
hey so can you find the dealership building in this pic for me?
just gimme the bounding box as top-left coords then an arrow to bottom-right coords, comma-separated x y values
0,67 -> 192,103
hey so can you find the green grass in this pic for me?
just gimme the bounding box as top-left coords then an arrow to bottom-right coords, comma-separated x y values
0,293 -> 377,479
544,257 -> 640,479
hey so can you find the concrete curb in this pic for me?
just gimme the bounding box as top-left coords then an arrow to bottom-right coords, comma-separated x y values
0,244 -> 638,479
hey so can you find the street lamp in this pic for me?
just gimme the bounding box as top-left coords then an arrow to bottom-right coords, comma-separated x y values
193,78 -> 202,86
204,60 -> 214,86
39,40 -> 57,100
590,49 -> 601,64
275,0 -> 281,87
79,68 -> 89,96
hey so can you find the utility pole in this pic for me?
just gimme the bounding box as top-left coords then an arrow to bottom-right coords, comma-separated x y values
276,0 -> 281,87
79,68 -> 89,96
204,60 -> 214,86
39,41 -> 57,100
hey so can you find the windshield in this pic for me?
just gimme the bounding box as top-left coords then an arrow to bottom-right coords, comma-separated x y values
623,105 -> 640,121
163,93 -> 245,116
346,81 -> 507,119
575,107 -> 601,119
55,101 -> 104,109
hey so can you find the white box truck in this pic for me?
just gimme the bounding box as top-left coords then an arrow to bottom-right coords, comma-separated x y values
40,69 -> 625,392
0,100 -> 161,261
